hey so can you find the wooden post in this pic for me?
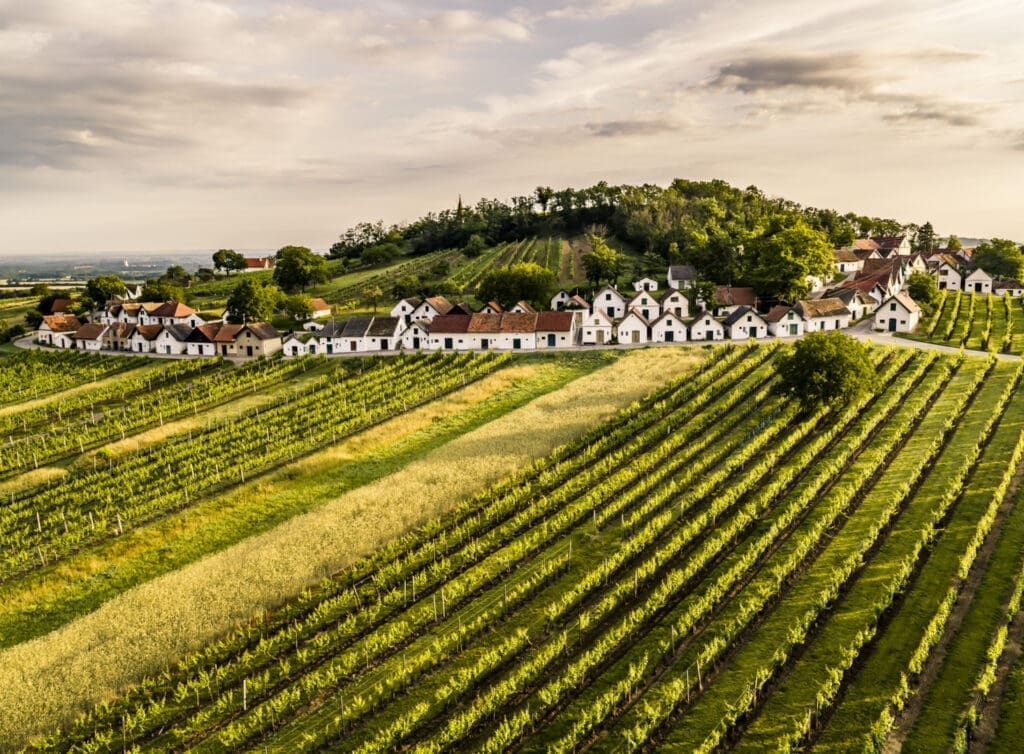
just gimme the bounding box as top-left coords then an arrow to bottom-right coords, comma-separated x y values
243,678 -> 247,711
433,593 -> 438,622
36,510 -> 42,533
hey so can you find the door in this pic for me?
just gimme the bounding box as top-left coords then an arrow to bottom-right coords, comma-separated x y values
975,282 -> 983,293
665,331 -> 674,342
706,331 -> 714,341
222,345 -> 228,355
481,338 -> 489,350
632,331 -> 639,344
327,343 -> 333,354
247,346 -> 253,357
444,337 -> 453,350
350,342 -> 357,351
889,318 -> 897,332
413,337 -> 420,349
597,330 -> 605,344
789,324 -> 798,336
513,338 -> 521,349
547,333 -> 556,347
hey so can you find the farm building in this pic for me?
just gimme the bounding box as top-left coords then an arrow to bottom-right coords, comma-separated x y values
874,292 -> 921,333
723,306 -> 769,340
795,297 -> 852,332
689,311 -> 725,341
650,311 -> 688,343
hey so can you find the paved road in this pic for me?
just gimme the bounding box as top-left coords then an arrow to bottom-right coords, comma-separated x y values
844,319 -> 1021,361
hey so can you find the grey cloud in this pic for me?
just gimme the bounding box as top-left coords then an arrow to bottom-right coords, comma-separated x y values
583,119 -> 678,137
710,53 -> 871,95
881,104 -> 980,128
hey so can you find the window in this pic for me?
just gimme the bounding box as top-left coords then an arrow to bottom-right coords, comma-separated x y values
890,303 -> 897,311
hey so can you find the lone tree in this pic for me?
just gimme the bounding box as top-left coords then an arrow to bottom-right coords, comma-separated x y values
581,236 -> 624,287
83,274 -> 127,308
226,278 -> 281,324
212,249 -> 246,276
273,245 -> 328,293
774,331 -> 874,409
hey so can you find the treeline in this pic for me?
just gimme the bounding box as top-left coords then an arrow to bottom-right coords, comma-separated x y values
329,179 -> 916,291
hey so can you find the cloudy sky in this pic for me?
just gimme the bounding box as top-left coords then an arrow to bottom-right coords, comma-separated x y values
1,0 -> 1022,254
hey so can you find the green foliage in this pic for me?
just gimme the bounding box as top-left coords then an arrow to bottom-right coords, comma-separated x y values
282,293 -> 314,321
581,236 -> 624,287
775,332 -> 874,408
225,277 -> 282,324
745,216 -> 834,301
212,249 -> 246,275
913,221 -> 936,252
360,243 -> 401,267
164,265 -> 191,287
195,268 -> 216,283
273,246 -> 329,293
139,279 -> 186,303
971,238 -> 1024,280
83,275 -> 127,309
463,233 -> 488,258
29,283 -> 51,297
945,234 -> 963,251
478,262 -> 556,309
906,271 -> 940,312
391,274 -> 423,300
329,220 -> 393,260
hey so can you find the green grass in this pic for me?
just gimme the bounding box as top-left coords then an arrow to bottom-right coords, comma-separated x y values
0,353 -> 612,650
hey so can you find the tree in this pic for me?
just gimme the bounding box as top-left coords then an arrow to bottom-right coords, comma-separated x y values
83,275 -> 126,308
774,331 -> 874,409
329,220 -> 388,260
478,262 -> 556,309
971,238 -> 1024,280
195,268 -> 216,282
744,217 -> 834,301
463,233 -> 487,258
164,265 -> 191,287
581,236 -> 624,287
282,293 -> 314,321
945,234 -> 963,251
906,271 -> 940,312
913,221 -> 936,252
212,249 -> 246,276
273,245 -> 328,293
29,283 -> 51,297
139,279 -> 185,302
361,285 -> 384,314
225,278 -> 281,324
360,243 -> 401,267
391,274 -> 423,300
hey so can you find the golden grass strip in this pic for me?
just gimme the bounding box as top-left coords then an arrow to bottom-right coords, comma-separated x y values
0,347 -> 704,748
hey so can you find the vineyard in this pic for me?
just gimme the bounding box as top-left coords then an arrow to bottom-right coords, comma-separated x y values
13,342 -> 1024,754
917,291 -> 1024,354
450,238 -> 587,293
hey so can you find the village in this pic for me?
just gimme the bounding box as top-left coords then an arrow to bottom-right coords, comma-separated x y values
27,237 -> 1024,359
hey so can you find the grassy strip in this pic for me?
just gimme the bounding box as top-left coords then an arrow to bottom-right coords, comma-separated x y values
734,360 -> 1020,750
989,295 -> 1007,353
0,348 -> 700,750
941,291 -> 963,342
965,295 -> 989,350
924,290 -> 950,338
991,633 -> 1024,752
652,357 -> 988,751
1010,297 -> 1024,354
814,373 -> 1024,752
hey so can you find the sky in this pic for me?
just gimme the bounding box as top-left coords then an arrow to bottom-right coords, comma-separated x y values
1,0 -> 1022,254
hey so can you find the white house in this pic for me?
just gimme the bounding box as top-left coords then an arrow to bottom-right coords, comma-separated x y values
723,306 -> 769,340
73,323 -> 108,351
282,332 -> 314,357
632,277 -> 659,293
712,286 -> 758,315
309,298 -> 332,319
550,290 -> 572,310
833,248 -> 864,275
510,301 -> 537,314
37,314 -> 82,348
480,300 -> 504,314
128,324 -> 164,353
689,311 -> 725,341
391,297 -> 422,326
580,310 -> 615,345
650,311 -> 688,343
139,301 -> 203,328
874,292 -> 921,333
964,268 -> 993,294
659,289 -> 690,319
153,324 -> 191,355
592,286 -> 627,319
627,290 -> 661,321
616,310 -> 650,345
363,316 -> 402,352
795,297 -> 852,332
410,296 -> 455,323
186,324 -> 220,357
536,311 -> 578,348
400,321 -> 431,351
933,260 -> 963,291
994,281 -> 1024,298
821,287 -> 875,321
765,305 -> 804,337
668,264 -> 697,289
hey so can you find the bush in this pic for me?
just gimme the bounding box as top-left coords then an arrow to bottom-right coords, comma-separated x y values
775,331 -> 874,409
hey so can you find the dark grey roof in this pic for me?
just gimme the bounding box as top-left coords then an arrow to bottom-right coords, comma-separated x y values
722,306 -> 764,326
366,316 -> 400,336
341,316 -> 373,337
669,264 -> 697,280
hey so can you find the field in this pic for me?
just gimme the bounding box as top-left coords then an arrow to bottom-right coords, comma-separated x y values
913,291 -> 1024,354
2,343 -> 1024,753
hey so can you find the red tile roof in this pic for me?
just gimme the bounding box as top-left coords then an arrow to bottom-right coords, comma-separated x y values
536,311 -> 575,331
41,314 -> 81,332
714,286 -> 757,307
429,314 -> 472,334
